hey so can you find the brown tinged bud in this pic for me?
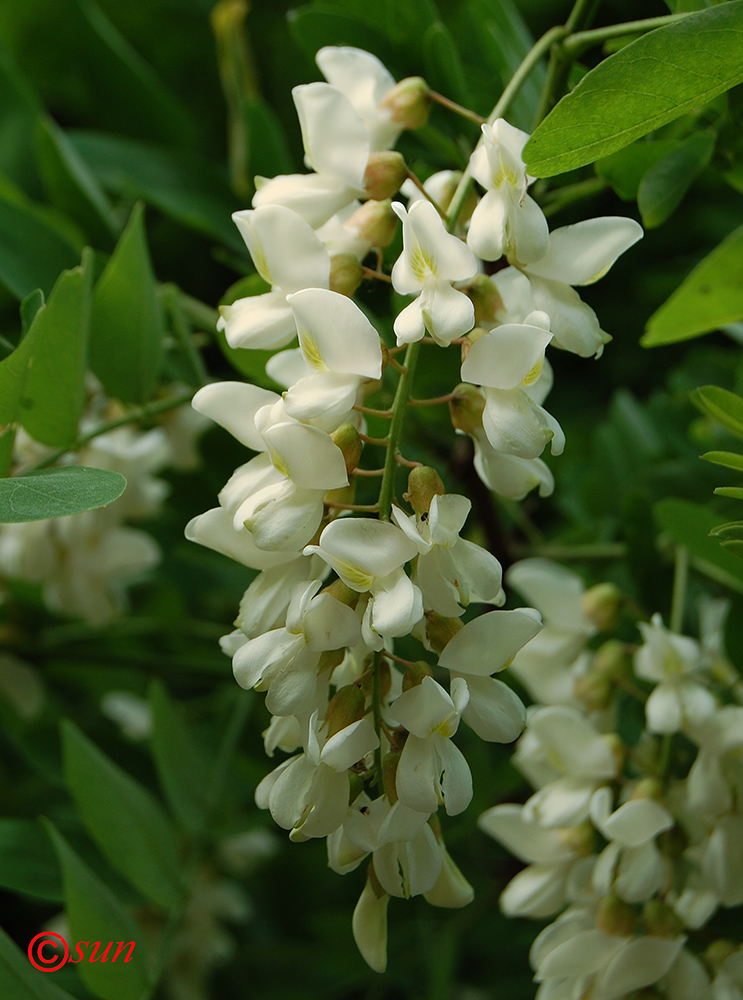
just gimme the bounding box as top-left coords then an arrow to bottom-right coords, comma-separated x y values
331,424 -> 363,475
631,777 -> 663,802
404,466 -> 445,516
401,660 -> 433,691
460,327 -> 486,367
450,383 -> 485,435
382,751 -> 400,803
363,151 -> 408,201
557,821 -> 595,858
641,899 -> 683,938
360,659 -> 391,702
593,640 -> 631,681
467,274 -> 503,329
322,579 -> 359,608
425,611 -> 464,655
379,76 -> 431,130
581,582 -> 623,632
574,670 -> 613,712
325,684 -> 366,738
596,895 -> 636,937
347,199 -> 398,248
329,253 -> 363,297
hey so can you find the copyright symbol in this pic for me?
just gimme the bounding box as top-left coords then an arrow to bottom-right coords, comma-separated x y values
28,932 -> 69,971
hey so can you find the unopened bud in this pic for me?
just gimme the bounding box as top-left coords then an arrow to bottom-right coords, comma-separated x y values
705,939 -> 738,970
596,895 -> 636,937
404,466 -> 445,516
331,424 -> 363,475
631,777 -> 662,801
425,611 -> 464,655
468,275 -> 503,329
318,648 -> 346,674
325,684 -> 365,737
380,76 -> 431,130
363,151 -> 408,201
329,253 -> 363,297
460,326 -> 487,367
382,751 -> 400,802
450,383 -> 485,435
322,578 -> 359,608
581,583 -> 622,631
324,483 -> 356,507
593,640 -> 631,681
642,899 -> 683,938
361,659 -> 390,702
353,866 -> 389,973
557,821 -> 595,858
347,199 -> 398,248
602,733 -> 626,773
574,670 -> 613,711
402,660 -> 433,691
424,845 -> 475,908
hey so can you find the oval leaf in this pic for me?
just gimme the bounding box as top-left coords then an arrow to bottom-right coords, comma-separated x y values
642,225 -> 743,345
0,467 -> 126,523
149,681 -> 209,834
524,2 -> 743,177
0,926 -> 78,1000
654,498 -> 743,593
701,450 -> 743,472
691,385 -> 743,441
637,130 -> 715,228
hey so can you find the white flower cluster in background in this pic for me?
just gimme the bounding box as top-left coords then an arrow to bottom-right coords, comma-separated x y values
186,45 -> 645,971
480,558 -> 743,1000
0,381 -> 204,625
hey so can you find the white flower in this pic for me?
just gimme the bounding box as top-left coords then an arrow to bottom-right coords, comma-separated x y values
472,429 -> 555,499
391,200 -> 477,345
315,46 -> 400,150
218,205 -> 330,350
352,875 -> 389,974
467,119 -> 549,265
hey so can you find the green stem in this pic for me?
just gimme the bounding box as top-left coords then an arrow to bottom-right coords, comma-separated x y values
517,542 -> 627,561
670,546 -> 689,634
178,293 -> 219,333
533,0 -> 600,126
564,12 -> 691,55
19,391 -> 193,474
541,177 -> 607,218
163,285 -> 209,388
445,24 -> 569,234
658,732 -> 674,783
372,650 -> 385,791
377,340 -> 422,520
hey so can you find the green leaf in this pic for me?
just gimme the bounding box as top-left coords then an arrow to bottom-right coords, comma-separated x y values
0,926 -> 78,1000
701,450 -> 743,472
710,519 -> 743,540
90,203 -> 164,404
0,819 -> 63,900
0,253 -> 92,448
0,468 -> 126,524
637,131 -> 715,227
524,2 -> 743,177
62,720 -> 182,908
721,538 -> 743,559
287,6 -> 394,65
0,189 -> 82,300
243,98 -> 294,182
595,138 -> 680,201
690,385 -> 743,440
69,131 -> 243,253
0,427 -> 14,479
149,681 -> 209,834
44,821 -> 151,1000
714,486 -> 743,499
654,498 -> 743,593
20,289 -> 45,336
36,117 -> 118,248
642,225 -> 743,345
0,49 -> 42,192
423,23 -> 472,108
381,0 -> 439,47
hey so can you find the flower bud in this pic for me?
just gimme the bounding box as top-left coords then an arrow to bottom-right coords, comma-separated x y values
602,733 -> 626,773
402,660 -> 433,691
331,424 -> 363,475
404,466 -> 445,516
322,578 -> 359,608
324,483 -> 356,508
382,750 -> 400,802
468,275 -> 503,329
347,199 -> 398,248
329,253 -> 363,297
379,76 -> 431,130
425,611 -> 464,655
704,939 -> 738,970
631,777 -> 662,801
424,846 -> 474,908
460,326 -> 487,367
450,383 -> 485,435
360,659 -> 391,702
642,899 -> 683,938
596,895 -> 636,937
325,684 -> 365,738
593,640 -> 631,681
557,821 -> 595,858
581,582 -> 622,631
353,866 -> 390,973
363,151 -> 407,201
574,670 -> 613,712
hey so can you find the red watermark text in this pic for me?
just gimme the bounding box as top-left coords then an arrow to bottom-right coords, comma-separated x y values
27,932 -> 135,972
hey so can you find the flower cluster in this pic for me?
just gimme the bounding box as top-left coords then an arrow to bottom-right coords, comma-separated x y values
480,558 -> 743,1000
187,45 -> 644,970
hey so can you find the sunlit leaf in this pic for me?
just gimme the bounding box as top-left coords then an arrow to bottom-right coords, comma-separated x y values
701,450 -> 743,472
524,2 -> 743,177
62,720 -> 183,908
690,385 -> 743,440
714,486 -> 743,499
0,468 -> 126,524
643,225 -> 743,345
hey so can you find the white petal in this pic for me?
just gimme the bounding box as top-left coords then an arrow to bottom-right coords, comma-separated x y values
250,485 -> 324,551
528,275 -> 610,358
232,205 -> 330,292
449,538 -> 504,606
192,382 -> 278,451
473,437 -> 554,498
500,863 -> 569,918
288,287 -> 383,378
420,277 -> 475,345
307,518 -> 419,588
303,593 -> 361,651
510,193 -> 550,265
393,297 -> 426,345
261,420 -> 349,490
439,608 -> 542,676
293,82 -> 369,189
478,803 -> 575,864
526,217 -> 643,286
185,508 -> 299,569
321,717 -> 379,772
506,558 -> 590,632
600,798 -> 674,848
352,879 -> 389,973
460,674 -> 526,743
595,937 -> 684,1000
482,387 -> 559,460
435,734 -> 473,815
462,323 -> 552,390
370,570 -> 423,638
374,825 -> 441,898
392,675 -> 457,739
396,734 -> 439,814
283,371 -> 360,421
466,191 -> 506,262
219,291 -> 297,350
253,172 -> 359,229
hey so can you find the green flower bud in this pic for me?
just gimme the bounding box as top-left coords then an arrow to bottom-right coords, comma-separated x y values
425,611 -> 464,655
382,750 -> 400,803
325,684 -> 365,737
467,274 -> 503,329
596,895 -> 636,937
450,383 -> 485,435
642,899 -> 683,938
704,939 -> 738,971
363,151 -> 407,201
401,660 -> 433,691
581,582 -> 623,631
329,253 -> 363,297
593,640 -> 631,681
379,76 -> 431,130
404,466 -> 445,516
322,578 -> 359,608
331,424 -> 363,475
347,199 -> 398,248
574,670 -> 613,711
